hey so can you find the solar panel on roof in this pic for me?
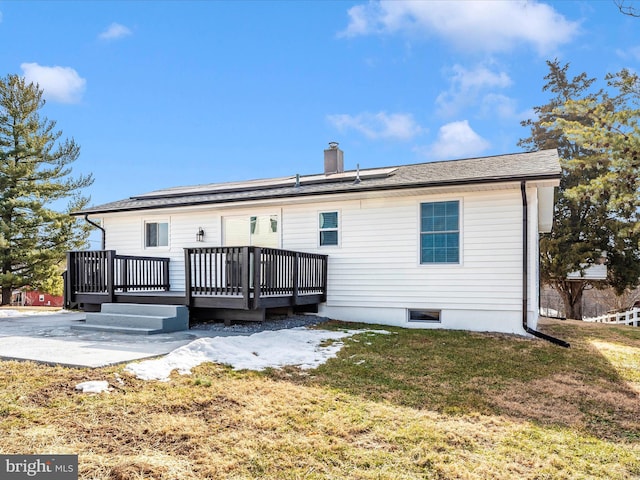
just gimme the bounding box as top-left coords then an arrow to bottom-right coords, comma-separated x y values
131,167 -> 398,200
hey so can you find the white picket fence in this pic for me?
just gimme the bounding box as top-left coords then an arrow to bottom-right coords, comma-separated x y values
583,308 -> 640,326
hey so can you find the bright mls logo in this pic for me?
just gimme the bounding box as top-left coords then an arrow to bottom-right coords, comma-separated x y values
0,455 -> 77,479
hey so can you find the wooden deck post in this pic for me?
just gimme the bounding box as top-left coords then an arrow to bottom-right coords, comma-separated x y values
241,247 -> 251,310
163,258 -> 170,291
292,252 -> 299,306
252,247 -> 261,310
121,257 -> 128,293
184,248 -> 193,307
106,250 -> 116,303
64,252 -> 73,308
321,255 -> 328,302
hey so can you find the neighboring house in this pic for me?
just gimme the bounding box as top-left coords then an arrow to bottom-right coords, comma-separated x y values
67,145 -> 560,335
567,263 -> 608,281
12,289 -> 64,307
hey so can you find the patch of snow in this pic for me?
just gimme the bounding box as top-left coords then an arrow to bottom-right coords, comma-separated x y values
125,327 -> 387,381
114,373 -> 125,385
75,380 -> 110,393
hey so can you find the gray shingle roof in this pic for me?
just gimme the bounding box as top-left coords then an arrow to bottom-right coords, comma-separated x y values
76,149 -> 560,215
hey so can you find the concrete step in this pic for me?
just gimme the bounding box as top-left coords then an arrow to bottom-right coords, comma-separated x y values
84,312 -> 170,329
100,303 -> 187,318
71,324 -> 164,335
78,303 -> 189,334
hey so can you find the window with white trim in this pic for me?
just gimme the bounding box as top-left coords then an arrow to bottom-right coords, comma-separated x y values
420,200 -> 459,264
145,221 -> 169,248
319,211 -> 339,246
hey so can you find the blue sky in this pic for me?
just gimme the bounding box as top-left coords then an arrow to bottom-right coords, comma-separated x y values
1,1 -> 638,211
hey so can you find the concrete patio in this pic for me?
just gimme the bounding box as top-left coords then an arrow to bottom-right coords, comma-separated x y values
0,309 -> 232,368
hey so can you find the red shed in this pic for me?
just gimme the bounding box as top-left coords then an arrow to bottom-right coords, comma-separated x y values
12,290 -> 64,307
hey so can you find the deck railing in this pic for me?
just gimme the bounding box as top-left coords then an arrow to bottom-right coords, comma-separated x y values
114,254 -> 170,292
66,247 -> 327,311
184,246 -> 328,309
66,250 -> 170,302
67,250 -> 112,294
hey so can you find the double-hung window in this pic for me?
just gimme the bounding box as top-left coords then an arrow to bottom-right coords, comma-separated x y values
319,211 -> 339,246
420,201 -> 459,264
145,221 -> 169,248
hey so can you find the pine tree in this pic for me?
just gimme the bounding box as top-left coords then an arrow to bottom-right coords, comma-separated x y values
555,69 -> 640,293
0,74 -> 93,305
520,61 -> 640,319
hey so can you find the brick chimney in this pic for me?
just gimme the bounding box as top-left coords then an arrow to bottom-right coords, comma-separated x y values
324,142 -> 344,175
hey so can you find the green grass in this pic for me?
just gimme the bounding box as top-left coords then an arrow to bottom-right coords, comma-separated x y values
0,318 -> 639,479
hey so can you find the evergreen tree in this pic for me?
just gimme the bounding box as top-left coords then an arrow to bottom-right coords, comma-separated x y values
520,61 -> 640,319
0,74 -> 93,305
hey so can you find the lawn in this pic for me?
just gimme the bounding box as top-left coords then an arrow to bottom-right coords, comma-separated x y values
0,318 -> 638,479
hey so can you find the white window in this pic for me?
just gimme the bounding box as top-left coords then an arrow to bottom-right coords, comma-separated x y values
145,221 -> 169,248
420,201 -> 459,264
319,211 -> 339,246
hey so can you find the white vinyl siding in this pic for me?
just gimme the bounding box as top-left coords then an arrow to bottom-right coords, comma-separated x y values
100,185 -> 537,332
284,190 -> 523,313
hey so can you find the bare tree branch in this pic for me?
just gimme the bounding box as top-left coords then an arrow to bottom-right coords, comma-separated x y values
615,0 -> 640,17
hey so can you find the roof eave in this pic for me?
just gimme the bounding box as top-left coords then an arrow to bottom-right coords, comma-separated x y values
72,172 -> 561,217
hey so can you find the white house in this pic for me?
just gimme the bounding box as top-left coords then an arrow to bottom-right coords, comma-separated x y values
70,145 -> 561,336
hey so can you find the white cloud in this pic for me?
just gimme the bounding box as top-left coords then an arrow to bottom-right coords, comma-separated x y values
340,0 -> 579,55
481,93 -> 517,118
451,64 -> 511,91
479,92 -> 532,121
618,45 -> 640,61
99,22 -> 132,41
327,111 -> 424,140
436,64 -> 512,117
21,63 -> 86,104
341,3 -> 375,37
419,120 -> 490,160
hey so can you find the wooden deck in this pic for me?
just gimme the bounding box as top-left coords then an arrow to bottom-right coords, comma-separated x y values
65,248 -> 328,318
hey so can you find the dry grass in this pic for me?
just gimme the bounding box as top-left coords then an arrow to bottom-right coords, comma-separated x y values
0,318 -> 639,479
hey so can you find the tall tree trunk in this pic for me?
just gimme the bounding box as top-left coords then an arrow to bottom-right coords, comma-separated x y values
555,280 -> 586,320
1,256 -> 12,305
1,287 -> 11,306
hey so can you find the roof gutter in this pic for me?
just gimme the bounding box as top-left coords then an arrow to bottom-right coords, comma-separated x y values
521,182 -> 570,348
73,173 -> 562,217
83,214 -> 105,250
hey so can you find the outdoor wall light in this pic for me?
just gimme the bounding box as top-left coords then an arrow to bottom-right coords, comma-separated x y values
196,227 -> 205,242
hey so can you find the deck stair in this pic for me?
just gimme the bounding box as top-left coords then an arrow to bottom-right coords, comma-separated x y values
72,303 -> 189,335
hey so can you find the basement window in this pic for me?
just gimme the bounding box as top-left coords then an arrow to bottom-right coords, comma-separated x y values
408,309 -> 441,323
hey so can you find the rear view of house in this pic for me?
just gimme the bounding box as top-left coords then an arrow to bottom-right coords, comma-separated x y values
67,145 -> 560,335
